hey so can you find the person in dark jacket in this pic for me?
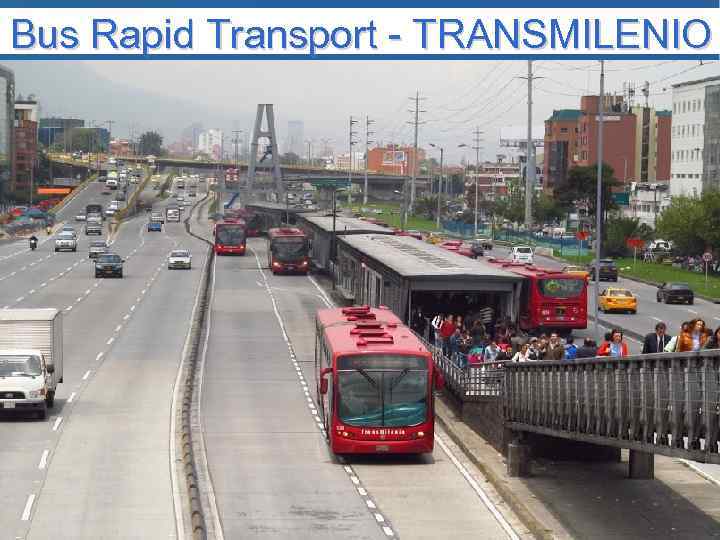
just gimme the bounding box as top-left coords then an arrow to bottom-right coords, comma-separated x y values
642,322 -> 673,354
576,338 -> 598,358
545,332 -> 566,361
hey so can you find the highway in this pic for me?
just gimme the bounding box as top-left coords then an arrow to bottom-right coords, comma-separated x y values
0,173 -> 209,538
200,229 -> 527,540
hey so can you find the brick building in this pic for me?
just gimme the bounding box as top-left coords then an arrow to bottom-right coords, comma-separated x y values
367,145 -> 425,176
12,98 -> 39,195
544,95 -> 671,194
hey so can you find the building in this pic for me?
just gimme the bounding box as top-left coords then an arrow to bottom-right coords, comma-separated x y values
0,65 -> 14,200
181,122 -> 203,151
670,76 -> 720,197
197,129 -> 223,160
12,97 -> 39,195
335,151 -> 365,171
285,120 -> 304,156
109,139 -> 133,156
543,95 -> 671,194
366,145 -> 424,176
625,182 -> 671,228
38,117 -> 84,149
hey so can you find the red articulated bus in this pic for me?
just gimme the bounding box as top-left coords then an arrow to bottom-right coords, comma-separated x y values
487,260 -> 588,334
267,227 -> 309,274
316,305 -> 442,455
213,221 -> 247,255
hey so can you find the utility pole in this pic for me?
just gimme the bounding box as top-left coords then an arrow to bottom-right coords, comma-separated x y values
594,60 -> 606,344
523,61 -> 536,229
363,116 -> 375,205
348,116 -> 358,207
472,127 -> 483,236
429,143 -> 444,229
105,120 -> 115,150
232,130 -> 242,172
407,91 -> 426,212
306,140 -> 312,165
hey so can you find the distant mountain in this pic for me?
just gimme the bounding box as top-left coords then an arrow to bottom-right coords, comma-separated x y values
5,61 -> 235,143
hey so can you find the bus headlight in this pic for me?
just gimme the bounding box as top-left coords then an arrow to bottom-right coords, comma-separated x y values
272,262 -> 282,268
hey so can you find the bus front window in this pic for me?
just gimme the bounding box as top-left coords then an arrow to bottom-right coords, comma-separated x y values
337,355 -> 428,427
272,238 -> 307,261
217,227 -> 245,246
538,278 -> 584,298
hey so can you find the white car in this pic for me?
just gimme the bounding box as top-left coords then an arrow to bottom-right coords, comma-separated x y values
168,249 -> 191,270
54,232 -> 77,252
75,212 -> 87,222
511,246 -> 534,264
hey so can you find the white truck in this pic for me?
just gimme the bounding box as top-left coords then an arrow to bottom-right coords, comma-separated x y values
0,309 -> 63,419
106,171 -> 119,190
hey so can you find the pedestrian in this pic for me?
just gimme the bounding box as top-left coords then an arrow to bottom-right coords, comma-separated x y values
545,332 -> 566,360
483,340 -> 501,362
439,314 -> 456,355
411,308 -> 426,336
678,318 -> 708,352
431,313 -> 443,346
527,337 -> 540,360
536,336 -> 549,360
511,343 -> 532,362
597,328 -> 628,358
448,328 -> 462,360
576,338 -> 597,358
564,336 -> 578,360
664,322 -> 689,352
469,319 -> 487,349
703,327 -> 720,350
642,322 -> 673,354
455,315 -> 465,332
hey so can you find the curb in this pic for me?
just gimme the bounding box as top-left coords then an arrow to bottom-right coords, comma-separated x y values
434,397 -> 562,540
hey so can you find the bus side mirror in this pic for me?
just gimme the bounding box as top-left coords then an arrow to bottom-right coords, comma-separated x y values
319,367 -> 332,395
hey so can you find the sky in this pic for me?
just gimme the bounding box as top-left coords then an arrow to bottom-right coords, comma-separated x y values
11,59 -> 720,164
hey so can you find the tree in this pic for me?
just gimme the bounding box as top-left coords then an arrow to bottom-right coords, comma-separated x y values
138,131 -> 163,156
656,190 -> 720,255
413,195 -> 438,220
533,192 -> 564,224
556,164 -> 621,219
604,217 -> 653,257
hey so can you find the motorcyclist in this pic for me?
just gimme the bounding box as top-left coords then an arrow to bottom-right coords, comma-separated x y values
29,235 -> 38,250
46,225 -> 52,235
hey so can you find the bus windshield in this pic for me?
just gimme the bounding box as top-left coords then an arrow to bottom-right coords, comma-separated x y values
337,355 -> 428,427
271,237 -> 307,261
216,226 -> 245,246
538,278 -> 585,298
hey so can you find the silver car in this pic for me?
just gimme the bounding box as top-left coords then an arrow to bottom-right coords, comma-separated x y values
75,212 -> 87,222
167,249 -> 191,270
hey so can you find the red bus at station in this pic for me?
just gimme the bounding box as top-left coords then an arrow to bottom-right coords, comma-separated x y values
487,260 -> 588,334
267,227 -> 309,274
213,222 -> 247,255
316,305 -> 441,455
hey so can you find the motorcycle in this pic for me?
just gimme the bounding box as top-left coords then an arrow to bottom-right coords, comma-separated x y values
29,237 -> 38,251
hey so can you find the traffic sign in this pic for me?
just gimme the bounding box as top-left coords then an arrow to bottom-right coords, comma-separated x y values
309,178 -> 351,189
703,252 -> 713,262
626,238 -> 645,249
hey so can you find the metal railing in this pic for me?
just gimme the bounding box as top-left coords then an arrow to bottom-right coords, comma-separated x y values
504,351 -> 720,463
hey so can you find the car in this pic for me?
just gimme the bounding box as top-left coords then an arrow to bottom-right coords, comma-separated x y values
657,282 -> 694,305
115,191 -> 126,202
598,288 -> 637,314
188,191 -> 197,198
469,240 -> 485,258
88,240 -> 108,259
511,246 -> 534,264
147,220 -> 162,232
475,237 -> 494,251
168,249 -> 192,270
562,265 -> 590,280
61,225 -> 77,237
75,212 -> 87,222
588,258 -> 619,282
150,211 -> 164,224
105,208 -> 116,217
85,223 -> 103,236
54,232 -> 77,252
94,253 -> 124,278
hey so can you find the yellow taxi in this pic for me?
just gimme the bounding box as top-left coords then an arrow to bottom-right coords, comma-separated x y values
598,288 -> 637,314
562,265 -> 590,280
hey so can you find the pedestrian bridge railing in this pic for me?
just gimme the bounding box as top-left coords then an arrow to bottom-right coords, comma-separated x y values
504,351 -> 720,464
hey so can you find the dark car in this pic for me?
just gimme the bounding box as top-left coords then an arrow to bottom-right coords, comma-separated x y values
95,253 -> 124,278
588,258 -> 618,282
469,240 -> 485,258
657,282 -> 694,305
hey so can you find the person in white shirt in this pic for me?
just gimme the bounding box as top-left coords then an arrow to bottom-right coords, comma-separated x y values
511,343 -> 532,362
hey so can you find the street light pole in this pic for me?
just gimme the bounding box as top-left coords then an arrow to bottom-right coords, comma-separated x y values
430,143 -> 444,230
594,60 -> 606,344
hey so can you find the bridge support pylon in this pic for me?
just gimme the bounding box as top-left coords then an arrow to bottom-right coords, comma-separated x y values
247,104 -> 283,198
628,450 -> 654,479
507,434 -> 531,477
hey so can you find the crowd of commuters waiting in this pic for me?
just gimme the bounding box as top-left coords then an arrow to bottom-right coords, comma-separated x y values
418,310 -> 720,367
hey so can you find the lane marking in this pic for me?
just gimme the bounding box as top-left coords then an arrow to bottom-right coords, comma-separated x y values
52,417 -> 63,432
435,434 -> 520,540
41,282 -> 47,287
38,450 -> 49,470
85,288 -> 91,295
651,316 -> 662,322
688,309 -> 698,314
123,314 -> 130,320
28,289 -> 35,294
115,325 -> 122,332
130,305 -> 136,311
20,494 -> 36,521
96,352 -> 104,361
67,392 -> 77,403
76,297 -> 83,303
106,337 -> 114,345
16,296 -> 24,302
82,370 -> 91,381
65,305 -> 73,311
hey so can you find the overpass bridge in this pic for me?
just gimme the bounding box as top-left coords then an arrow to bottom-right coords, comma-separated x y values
433,347 -> 720,480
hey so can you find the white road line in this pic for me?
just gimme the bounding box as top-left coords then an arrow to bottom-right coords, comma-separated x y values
141,289 -> 146,295
106,337 -> 114,345
52,417 -> 63,431
85,288 -> 91,295
41,282 -> 47,287
20,494 -> 36,521
115,325 -> 122,332
82,370 -> 91,380
435,434 -> 520,540
130,305 -> 136,311
651,316 -> 662,322
76,297 -> 83,302
123,314 -> 130,320
65,305 -> 72,311
16,296 -> 24,302
714,317 -> 720,322
21,266 -> 26,271
2,305 -> 8,309
66,266 -> 72,271
382,526 -> 395,537
96,352 -> 104,361
688,309 -> 699,314
67,392 -> 77,403
29,289 -> 35,294
38,450 -> 49,470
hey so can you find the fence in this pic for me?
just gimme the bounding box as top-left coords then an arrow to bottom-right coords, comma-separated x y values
504,351 -> 720,464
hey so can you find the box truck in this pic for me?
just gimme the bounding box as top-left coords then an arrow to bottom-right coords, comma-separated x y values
0,309 -> 63,419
